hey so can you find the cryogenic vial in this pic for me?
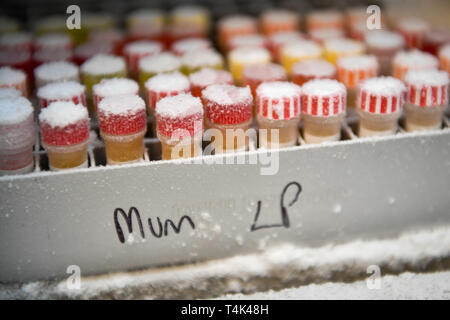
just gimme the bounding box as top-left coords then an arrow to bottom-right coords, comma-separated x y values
39,101 -> 89,170
404,69 -> 449,132
156,93 -> 203,160
357,77 -> 406,137
256,81 -> 301,149
202,84 -> 253,153
98,94 -> 147,165
301,79 -> 346,143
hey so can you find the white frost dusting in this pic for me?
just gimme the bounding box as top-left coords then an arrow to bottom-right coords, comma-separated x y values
292,59 -> 336,77
37,81 -> 85,100
189,68 -> 233,88
34,61 -> 79,82
145,71 -> 189,92
365,30 -> 405,49
0,66 -> 26,85
98,94 -> 145,115
393,50 -> 439,69
229,46 -> 271,63
155,93 -> 203,118
0,87 -> 21,99
0,97 -> 33,125
217,271 -> 450,300
172,38 -> 211,55
39,101 -> 88,128
337,55 -> 378,71
202,84 -> 252,106
404,69 -> 449,87
359,77 -> 406,96
139,52 -> 181,73
256,81 -> 301,99
302,79 -> 346,96
93,78 -> 138,97
181,49 -> 223,69
282,40 -> 322,57
81,54 -> 126,75
7,226 -> 444,299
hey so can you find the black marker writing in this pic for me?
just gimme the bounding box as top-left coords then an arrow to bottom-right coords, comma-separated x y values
250,181 -> 302,231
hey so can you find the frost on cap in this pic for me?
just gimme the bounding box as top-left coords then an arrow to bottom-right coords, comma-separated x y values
292,59 -> 336,78
98,94 -> 145,115
81,54 -> 126,76
365,30 -> 405,50
189,68 -> 233,88
156,93 -> 203,119
93,78 -> 138,97
145,71 -> 190,92
268,31 -> 305,60
404,69 -> 449,107
124,40 -> 163,55
301,79 -> 346,117
229,46 -> 271,63
0,96 -> 33,125
0,66 -> 26,86
98,94 -> 147,136
393,50 -> 439,79
181,49 -> 224,69
303,79 -> 346,97
243,63 -> 287,82
324,38 -> 364,54
337,55 -> 378,88
202,84 -> 252,125
256,81 -> 301,120
282,40 -> 323,58
338,55 -> 378,71
0,87 -> 21,99
38,81 -> 85,100
39,101 -> 88,128
257,81 -> 301,99
359,77 -> 405,96
34,61 -> 79,82
228,34 -> 267,50
172,38 -> 212,55
394,50 -> 439,67
405,69 -> 449,87
39,101 -> 89,146
139,52 -> 181,74
358,77 -> 406,114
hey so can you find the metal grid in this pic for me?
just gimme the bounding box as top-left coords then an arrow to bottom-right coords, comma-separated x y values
29,113 -> 450,173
